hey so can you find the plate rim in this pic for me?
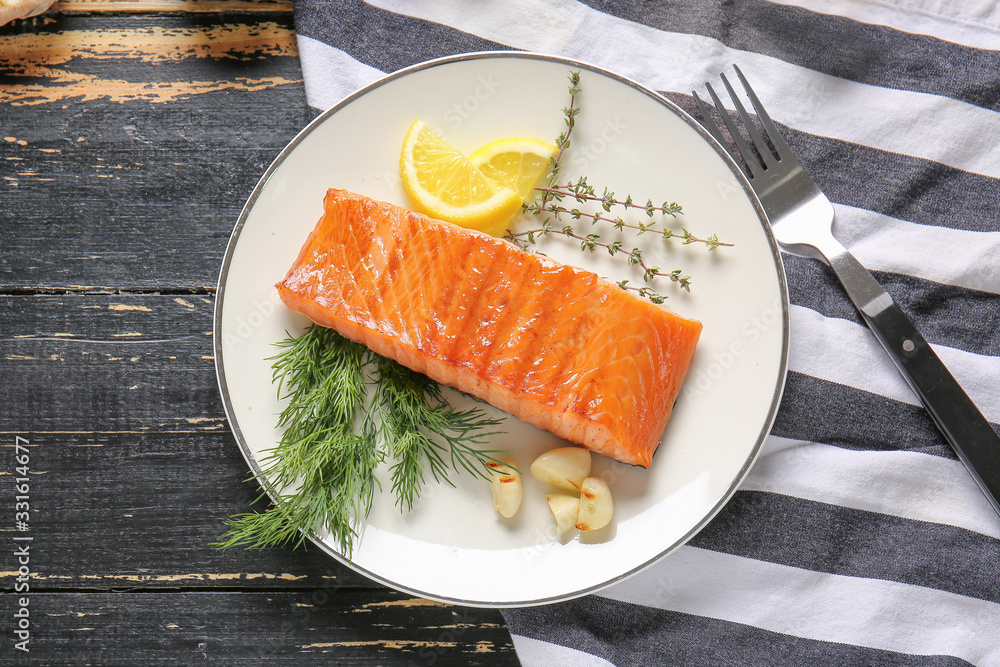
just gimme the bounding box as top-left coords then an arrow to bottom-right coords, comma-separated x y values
213,50 -> 790,608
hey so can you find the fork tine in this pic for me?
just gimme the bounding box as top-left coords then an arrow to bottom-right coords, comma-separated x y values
732,64 -> 794,160
692,91 -> 728,150
719,72 -> 776,172
702,81 -> 763,180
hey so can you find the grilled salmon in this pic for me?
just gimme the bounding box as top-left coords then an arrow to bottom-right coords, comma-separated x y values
277,189 -> 702,468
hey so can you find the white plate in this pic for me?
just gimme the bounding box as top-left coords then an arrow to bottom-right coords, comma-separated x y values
214,52 -> 788,607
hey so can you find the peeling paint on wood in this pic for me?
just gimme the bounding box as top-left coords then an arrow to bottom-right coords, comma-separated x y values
16,592 -> 517,663
428,623 -> 499,631
242,572 -> 322,581
109,304 -> 153,312
362,597 -> 449,609
27,571 -> 313,583
56,0 -> 293,13
301,640 -> 458,650
6,22 -> 298,63
4,73 -> 301,106
1,23 -> 300,107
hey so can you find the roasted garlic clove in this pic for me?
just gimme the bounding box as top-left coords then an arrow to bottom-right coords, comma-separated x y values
487,458 -> 522,518
530,446 -> 591,492
546,493 -> 581,535
576,477 -> 613,531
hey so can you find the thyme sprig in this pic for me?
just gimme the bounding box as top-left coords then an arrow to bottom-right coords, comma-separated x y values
216,325 -> 506,557
513,71 -> 732,301
511,223 -> 691,301
539,70 -> 581,210
531,177 -> 731,251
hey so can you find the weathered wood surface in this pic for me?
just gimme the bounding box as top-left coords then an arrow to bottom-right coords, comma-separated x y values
26,591 -> 511,664
1,2 -> 518,663
2,9 -> 307,291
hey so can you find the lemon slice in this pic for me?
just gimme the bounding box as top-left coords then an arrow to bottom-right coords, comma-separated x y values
400,120 -> 523,236
469,138 -> 558,200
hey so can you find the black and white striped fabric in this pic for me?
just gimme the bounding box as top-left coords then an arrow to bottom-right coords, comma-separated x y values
292,2 -> 1000,664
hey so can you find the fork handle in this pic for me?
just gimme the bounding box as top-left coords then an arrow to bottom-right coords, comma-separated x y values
828,250 -> 1000,515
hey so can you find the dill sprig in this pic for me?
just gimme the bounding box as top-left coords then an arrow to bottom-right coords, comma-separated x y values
216,325 -> 507,557
368,356 -> 506,511
216,326 -> 378,555
267,326 -> 370,487
513,71 -> 732,302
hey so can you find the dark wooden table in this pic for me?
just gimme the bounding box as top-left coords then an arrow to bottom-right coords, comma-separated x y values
1,1 -> 518,663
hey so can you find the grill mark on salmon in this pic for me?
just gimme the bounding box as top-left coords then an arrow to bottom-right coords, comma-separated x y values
374,214 -> 415,350
277,189 -> 703,468
481,259 -> 541,389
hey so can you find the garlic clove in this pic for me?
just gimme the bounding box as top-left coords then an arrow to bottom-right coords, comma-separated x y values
546,493 -> 581,535
530,446 -> 591,492
576,477 -> 613,531
487,458 -> 522,518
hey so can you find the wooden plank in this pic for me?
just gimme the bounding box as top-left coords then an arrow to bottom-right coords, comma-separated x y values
1,14 -> 310,291
0,292 -> 329,587
0,429 -> 379,588
1,17 -> 299,108
53,0 -> 294,13
0,294 -> 360,588
2,293 -> 222,430
2,141 -> 291,290
22,591 -> 516,664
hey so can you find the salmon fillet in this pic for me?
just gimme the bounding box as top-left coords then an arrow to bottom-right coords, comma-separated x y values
277,189 -> 702,468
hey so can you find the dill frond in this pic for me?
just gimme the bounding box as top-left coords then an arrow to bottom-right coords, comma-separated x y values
216,325 -> 508,557
369,357 -> 506,512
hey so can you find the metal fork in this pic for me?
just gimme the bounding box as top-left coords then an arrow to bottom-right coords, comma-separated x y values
694,65 -> 1000,517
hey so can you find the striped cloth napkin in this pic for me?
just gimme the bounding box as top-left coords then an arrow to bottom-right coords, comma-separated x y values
292,1 -> 1000,664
